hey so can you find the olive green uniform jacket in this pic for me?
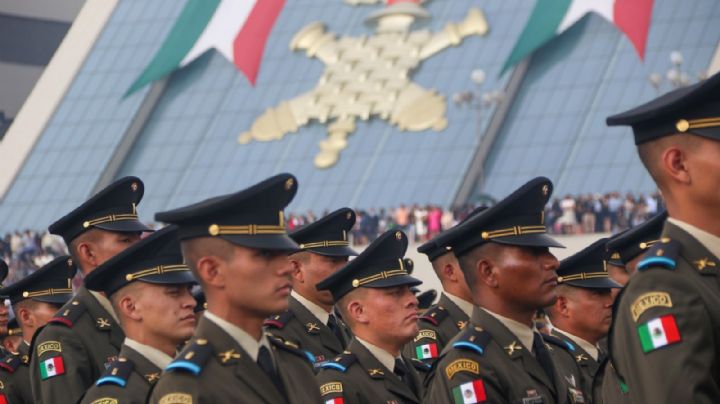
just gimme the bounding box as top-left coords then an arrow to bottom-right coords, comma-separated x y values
148,315 -> 321,404
550,329 -> 600,403
0,341 -> 32,403
424,308 -> 586,404
403,293 -> 469,365
30,286 -> 124,404
80,343 -> 163,404
264,296 -> 350,366
609,222 -> 720,403
316,337 -> 428,404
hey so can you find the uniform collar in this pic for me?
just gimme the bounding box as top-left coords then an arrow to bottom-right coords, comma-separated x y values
668,218 -> 720,259
355,336 -> 399,372
481,307 -> 535,352
292,290 -> 330,324
552,328 -> 599,361
124,338 -> 174,370
442,292 -> 474,318
89,290 -> 119,323
203,310 -> 272,362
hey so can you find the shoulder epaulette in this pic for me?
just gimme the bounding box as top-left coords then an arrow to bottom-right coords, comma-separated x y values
0,354 -> 21,373
452,325 -> 491,355
409,357 -> 432,372
267,334 -> 315,364
541,334 -> 575,352
48,299 -> 86,328
318,351 -> 357,373
419,305 -> 448,326
96,357 -> 134,388
264,311 -> 294,329
637,239 -> 679,271
165,338 -> 213,376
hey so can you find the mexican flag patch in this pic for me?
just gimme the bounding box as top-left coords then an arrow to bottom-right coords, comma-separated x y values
637,314 -> 681,353
39,356 -> 65,380
324,398 -> 344,404
452,380 -> 487,404
416,343 -> 438,360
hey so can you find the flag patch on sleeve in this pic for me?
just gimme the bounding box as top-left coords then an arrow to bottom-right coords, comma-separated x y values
39,356 -> 65,380
415,343 -> 438,360
637,314 -> 681,353
452,379 -> 487,403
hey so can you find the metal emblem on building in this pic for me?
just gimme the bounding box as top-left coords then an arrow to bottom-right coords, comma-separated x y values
238,0 -> 489,168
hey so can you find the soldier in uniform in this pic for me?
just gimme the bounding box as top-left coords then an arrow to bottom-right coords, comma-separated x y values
1,318 -> 23,354
31,176 -> 152,404
605,210 -> 667,287
265,207 -> 357,366
546,238 -> 621,402
0,255 -> 75,404
81,226 -> 197,404
425,177 -> 586,404
0,259 -> 10,345
316,229 -> 428,404
604,70 -> 720,402
148,173 -> 321,404
404,229 -> 475,366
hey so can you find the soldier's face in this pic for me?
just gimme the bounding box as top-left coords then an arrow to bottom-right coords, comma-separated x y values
360,286 -> 419,344
133,283 -> 197,345
0,301 -> 8,335
686,137 -> 720,209
306,254 -> 348,306
495,245 -> 559,310
566,288 -> 614,341
29,302 -> 62,329
225,246 -> 293,317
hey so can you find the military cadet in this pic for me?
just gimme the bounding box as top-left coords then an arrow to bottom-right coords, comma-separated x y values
425,177 -> 586,404
265,207 -> 357,366
546,238 -> 621,402
31,176 -> 152,404
1,318 -> 23,354
0,255 -> 75,404
604,70 -> 720,402
605,210 -> 667,287
316,229 -> 429,404
0,259 -> 10,343
81,226 -> 197,404
148,173 -> 321,404
404,230 -> 475,366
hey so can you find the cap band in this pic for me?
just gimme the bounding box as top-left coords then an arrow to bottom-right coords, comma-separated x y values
125,264 -> 190,281
207,211 -> 286,236
351,258 -> 408,288
676,117 -> 720,132
22,287 -> 73,299
7,328 -> 21,336
480,225 -> 546,240
299,240 -> 350,249
557,261 -> 610,284
83,213 -> 139,229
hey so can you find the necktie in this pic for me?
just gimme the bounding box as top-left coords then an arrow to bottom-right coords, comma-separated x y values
394,357 -> 417,394
257,346 -> 287,399
532,333 -> 556,386
327,314 -> 346,348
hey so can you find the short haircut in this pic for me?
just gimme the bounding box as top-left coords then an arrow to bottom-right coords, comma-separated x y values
637,134 -> 702,186
12,299 -> 60,328
335,288 -> 368,328
109,281 -> 146,326
288,250 -> 311,264
180,237 -> 236,285
456,242 -> 496,291
67,229 -> 101,266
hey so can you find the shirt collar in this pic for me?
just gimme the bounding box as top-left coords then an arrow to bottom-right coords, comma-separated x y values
355,337 -> 399,372
668,218 -> 720,259
552,328 -> 599,361
292,290 -> 330,324
89,290 -> 119,323
442,292 -> 474,318
481,307 -> 535,351
203,311 -> 271,362
124,338 -> 174,370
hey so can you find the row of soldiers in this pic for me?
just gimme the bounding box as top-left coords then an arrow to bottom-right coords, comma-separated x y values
0,69 -> 716,404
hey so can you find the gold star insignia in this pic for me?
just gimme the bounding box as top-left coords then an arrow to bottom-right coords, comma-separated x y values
96,318 -> 111,329
505,341 -> 522,356
695,258 -> 716,270
145,372 -> 161,383
218,349 -> 241,363
306,322 -> 321,333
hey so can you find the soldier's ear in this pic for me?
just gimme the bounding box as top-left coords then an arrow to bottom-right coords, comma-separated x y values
195,255 -> 225,287
660,146 -> 691,185
476,258 -> 497,289
289,259 -> 304,282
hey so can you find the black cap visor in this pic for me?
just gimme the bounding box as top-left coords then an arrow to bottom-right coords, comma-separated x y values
108,271 -> 197,296
362,274 -> 423,289
94,219 -> 153,234
564,277 -> 622,289
32,293 -> 73,305
305,245 -> 359,257
491,233 -> 565,249
222,234 -> 300,252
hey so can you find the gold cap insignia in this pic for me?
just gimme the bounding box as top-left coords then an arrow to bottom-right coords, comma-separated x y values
130,182 -> 139,192
285,178 -> 294,190
395,231 -> 402,240
676,119 -> 689,132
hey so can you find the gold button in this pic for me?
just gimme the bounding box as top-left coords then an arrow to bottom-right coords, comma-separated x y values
83,221 -> 90,228
72,301 -> 79,305
661,237 -> 671,243
299,244 -> 305,249
352,279 -> 360,288
639,242 -> 648,249
196,338 -> 208,345
208,224 -> 220,236
118,357 -> 127,362
22,291 -> 29,298
445,245 -> 452,251
481,231 -> 489,240
676,119 -> 690,132
557,276 -> 564,283
125,274 -> 134,281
